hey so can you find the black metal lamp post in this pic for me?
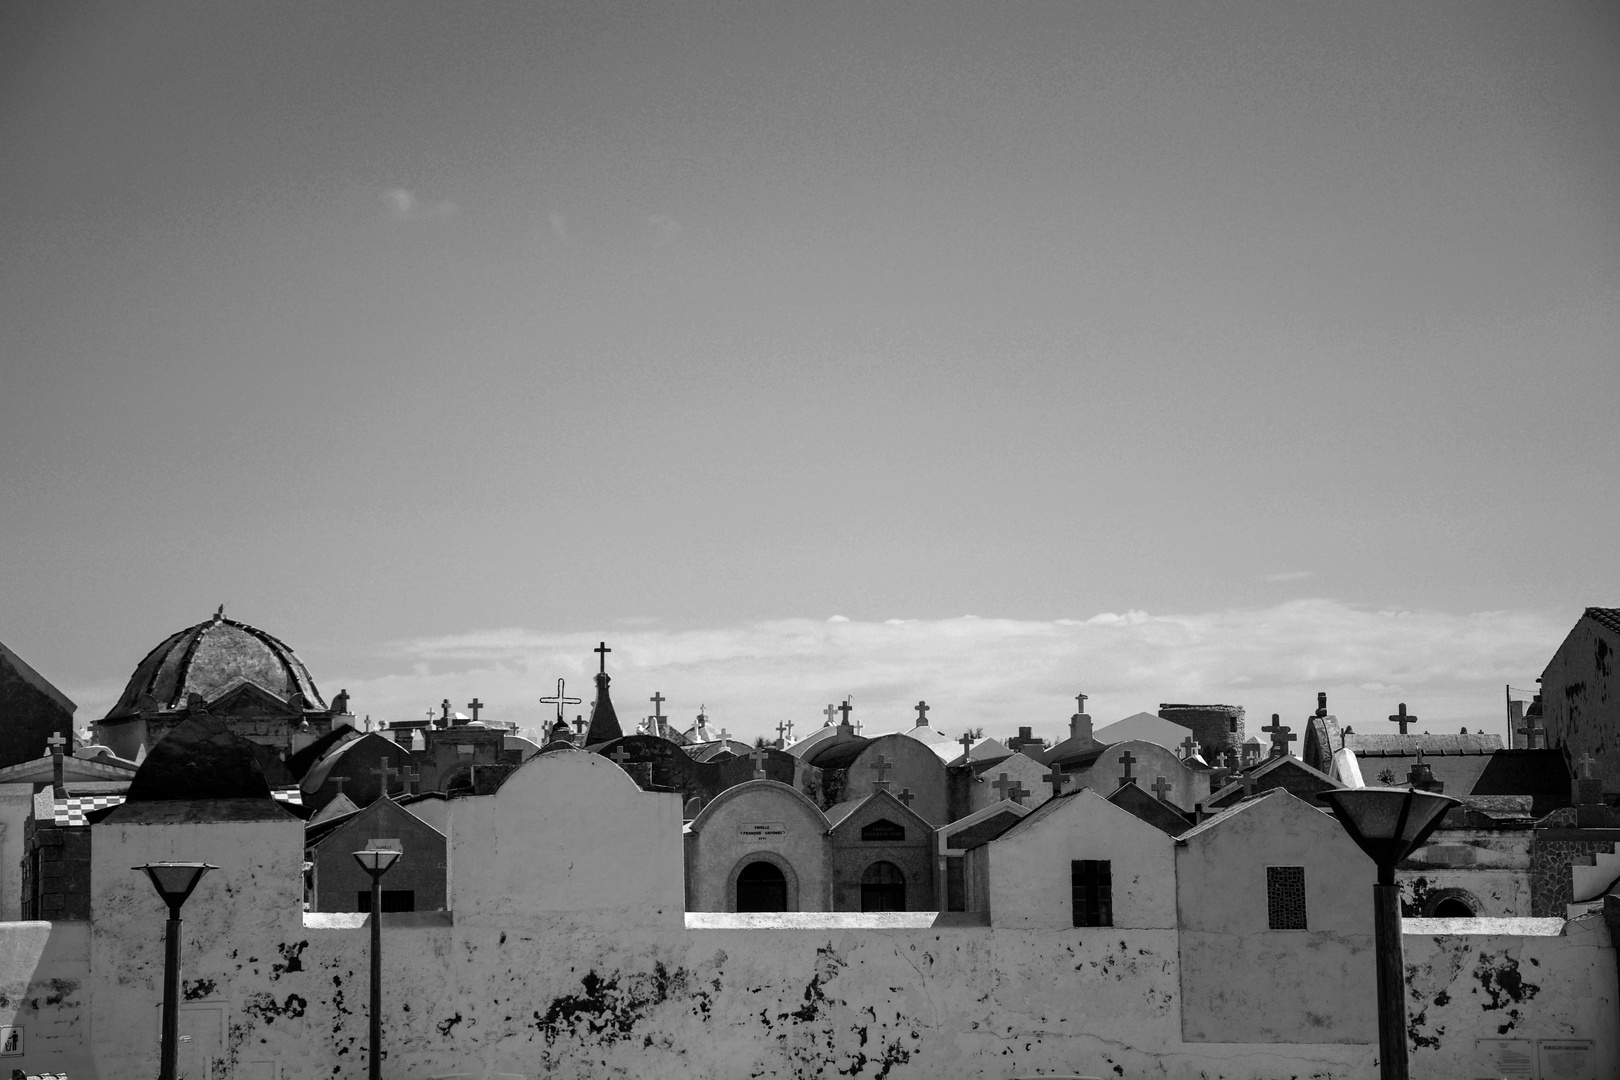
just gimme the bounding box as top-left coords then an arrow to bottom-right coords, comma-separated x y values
135,862 -> 218,1080
353,847 -> 402,1080
1319,787 -> 1460,1080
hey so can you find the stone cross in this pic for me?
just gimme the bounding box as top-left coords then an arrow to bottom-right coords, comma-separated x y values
1179,735 -> 1200,760
594,641 -> 611,673
1516,718 -> 1544,750
715,727 -> 730,743
1043,766 -> 1065,796
1150,775 -> 1172,801
650,691 -> 666,720
1389,703 -> 1415,735
958,732 -> 975,762
775,720 -> 787,746
331,775 -> 348,795
750,748 -> 770,779
540,679 -> 582,724
466,698 -> 484,722
1117,750 -> 1137,787
609,746 -> 633,766
824,703 -> 838,726
915,700 -> 930,725
1262,714 -> 1295,756
869,754 -> 894,784
1241,771 -> 1257,798
1075,691 -> 1088,713
837,700 -> 853,728
991,773 -> 1028,804
440,699 -> 452,723
896,788 -> 916,806
402,765 -> 420,794
425,708 -> 435,724
47,731 -> 66,756
1577,751 -> 1597,779
373,761 -> 399,794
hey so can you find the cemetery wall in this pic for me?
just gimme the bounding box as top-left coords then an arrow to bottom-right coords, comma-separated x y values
0,908 -> 1613,1078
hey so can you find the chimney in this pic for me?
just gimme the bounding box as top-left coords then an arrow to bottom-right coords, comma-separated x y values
1069,712 -> 1093,743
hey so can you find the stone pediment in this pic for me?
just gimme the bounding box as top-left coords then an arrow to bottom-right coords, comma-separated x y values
203,677 -> 306,720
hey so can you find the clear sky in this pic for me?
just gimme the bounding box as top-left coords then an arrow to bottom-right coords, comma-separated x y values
3,2 -> 1616,745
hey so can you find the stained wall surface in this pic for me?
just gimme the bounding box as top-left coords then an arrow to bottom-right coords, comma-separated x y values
1175,791 -> 1377,1043
1541,613 -> 1618,793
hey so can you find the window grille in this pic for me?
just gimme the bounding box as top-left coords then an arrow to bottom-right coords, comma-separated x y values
1071,860 -> 1112,927
1266,866 -> 1307,929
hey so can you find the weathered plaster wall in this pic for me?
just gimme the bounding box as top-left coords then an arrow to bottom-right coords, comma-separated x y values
984,790 -> 1178,930
449,750 -> 684,926
843,737 -> 950,827
1404,914 -> 1618,1080
965,751 -> 1049,816
1541,614 -> 1617,792
311,798 -> 448,912
1176,792 -> 1378,1043
686,781 -> 830,912
0,920 -> 92,1079
1066,741 -> 1209,810
826,796 -> 935,912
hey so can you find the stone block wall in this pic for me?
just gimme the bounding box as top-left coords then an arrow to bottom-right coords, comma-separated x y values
19,823 -> 89,922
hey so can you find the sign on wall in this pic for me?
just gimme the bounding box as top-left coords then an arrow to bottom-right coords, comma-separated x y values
1474,1037 -> 1595,1080
738,822 -> 786,838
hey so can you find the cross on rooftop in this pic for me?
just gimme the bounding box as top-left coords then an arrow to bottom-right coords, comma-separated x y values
1075,691 -> 1088,713
331,775 -> 348,794
1389,703 -> 1415,735
46,732 -> 66,755
869,754 -> 894,784
749,748 -> 770,778
650,691 -> 665,719
1180,735 -> 1200,760
1577,751 -> 1597,779
594,641 -> 611,673
716,728 -> 730,742
914,701 -> 930,725
402,765 -> 420,793
1117,750 -> 1136,786
440,699 -> 452,722
958,732 -> 975,761
991,773 -> 1028,804
1241,771 -> 1257,798
466,698 -> 483,722
776,720 -> 787,744
1043,766 -> 1065,796
609,746 -> 634,766
425,709 -> 434,724
1516,717 -> 1544,749
837,700 -> 853,727
540,679 -> 583,724
1150,775 -> 1172,801
896,788 -> 915,806
823,703 -> 838,726
372,762 -> 399,792
1262,714 -> 1295,756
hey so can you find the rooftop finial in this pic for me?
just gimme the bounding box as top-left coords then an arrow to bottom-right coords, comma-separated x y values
214,604 -> 225,621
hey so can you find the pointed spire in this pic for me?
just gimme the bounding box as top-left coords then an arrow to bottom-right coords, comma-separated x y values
585,641 -> 623,745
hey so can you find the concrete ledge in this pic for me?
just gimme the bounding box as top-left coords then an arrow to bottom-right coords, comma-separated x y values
686,911 -> 982,929
1404,916 -> 1567,936
303,910 -> 454,930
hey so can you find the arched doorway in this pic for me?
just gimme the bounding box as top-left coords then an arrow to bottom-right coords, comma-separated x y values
1431,896 -> 1475,918
736,861 -> 788,912
861,861 -> 906,912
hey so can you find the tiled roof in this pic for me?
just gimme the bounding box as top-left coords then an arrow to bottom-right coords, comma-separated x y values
1585,607 -> 1620,635
52,794 -> 126,826
1344,732 -> 1503,756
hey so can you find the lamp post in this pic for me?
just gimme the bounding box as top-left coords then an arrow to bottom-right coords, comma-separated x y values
135,862 -> 218,1080
353,847 -> 402,1080
1319,786 -> 1460,1080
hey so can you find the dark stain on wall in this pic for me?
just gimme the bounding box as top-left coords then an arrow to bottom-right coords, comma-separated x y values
533,962 -> 713,1049
272,940 -> 308,978
1474,953 -> 1540,1035
242,991 -> 307,1022
183,977 -> 217,1000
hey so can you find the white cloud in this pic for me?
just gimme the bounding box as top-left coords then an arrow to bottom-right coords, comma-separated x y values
384,188 -> 458,220
1264,570 -> 1316,583
311,600 -> 1565,748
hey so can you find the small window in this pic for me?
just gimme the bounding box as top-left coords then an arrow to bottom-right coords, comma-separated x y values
1266,866 -> 1307,929
861,818 -> 906,842
861,861 -> 907,912
357,890 -> 416,913
1071,860 -> 1112,927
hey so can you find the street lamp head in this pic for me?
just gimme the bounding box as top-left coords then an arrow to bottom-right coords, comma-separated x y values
1319,786 -> 1461,876
134,862 -> 218,912
352,847 -> 402,877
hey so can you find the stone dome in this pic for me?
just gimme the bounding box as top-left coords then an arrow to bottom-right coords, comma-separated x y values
104,609 -> 327,721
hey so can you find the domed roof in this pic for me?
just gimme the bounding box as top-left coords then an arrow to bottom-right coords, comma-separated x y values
104,609 -> 326,721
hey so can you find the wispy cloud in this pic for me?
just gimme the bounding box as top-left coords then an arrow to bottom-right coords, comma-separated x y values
647,214 -> 684,244
307,600 -> 1563,746
384,188 -> 459,221
1264,570 -> 1316,583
